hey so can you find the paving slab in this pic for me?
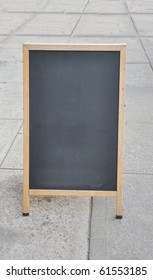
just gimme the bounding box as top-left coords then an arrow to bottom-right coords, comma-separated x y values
16,14 -> 80,36
70,37 -> 148,63
0,36 -> 6,44
126,0 -> 153,14
2,0 -> 47,12
0,120 -> 22,165
0,7 -> 4,13
126,63 -> 153,89
122,174 -> 153,208
125,87 -> 153,123
0,83 -> 22,119
74,15 -> 137,36
124,123 -> 153,174
1,35 -> 69,49
90,197 -> 107,240
141,37 -> 153,68
0,169 -> 90,259
0,12 -> 32,35
132,15 -> 153,36
0,61 -> 22,83
0,40 -> 22,62
0,46 -> 22,62
90,174 -> 153,260
84,0 -> 127,14
0,47 -> 22,63
106,206 -> 153,259
107,173 -> 153,210
2,134 -> 22,169
90,238 -> 107,259
43,0 -> 88,13
19,125 -> 23,134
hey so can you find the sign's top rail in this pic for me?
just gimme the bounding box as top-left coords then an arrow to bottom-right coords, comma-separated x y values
23,43 -> 126,52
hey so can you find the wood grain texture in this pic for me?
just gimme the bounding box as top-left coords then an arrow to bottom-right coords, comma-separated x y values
116,45 -> 126,217
29,190 -> 117,197
23,43 -> 126,52
23,45 -> 29,214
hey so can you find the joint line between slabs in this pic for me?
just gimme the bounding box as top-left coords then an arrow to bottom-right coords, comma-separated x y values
0,0 -> 51,46
1,34 -> 138,38
7,11 -> 153,16
87,196 -> 93,260
0,13 -> 38,46
0,118 -> 23,121
124,172 -> 153,176
0,122 -> 23,167
0,167 -> 23,171
69,0 -> 90,40
124,2 -> 153,72
125,121 -> 153,125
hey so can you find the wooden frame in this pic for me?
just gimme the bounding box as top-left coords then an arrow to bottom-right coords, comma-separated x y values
23,43 -> 126,217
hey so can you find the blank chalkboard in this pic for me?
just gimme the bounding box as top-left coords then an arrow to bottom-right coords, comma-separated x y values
23,44 -> 126,216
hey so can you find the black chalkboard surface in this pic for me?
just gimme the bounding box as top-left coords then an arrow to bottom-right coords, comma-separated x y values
23,44 -> 126,217
29,51 -> 119,191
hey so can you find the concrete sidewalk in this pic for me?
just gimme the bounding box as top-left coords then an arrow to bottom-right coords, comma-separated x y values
0,0 -> 153,259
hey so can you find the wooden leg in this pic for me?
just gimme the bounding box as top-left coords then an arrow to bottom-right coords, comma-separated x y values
23,45 -> 30,216
23,187 -> 29,216
116,187 -> 123,219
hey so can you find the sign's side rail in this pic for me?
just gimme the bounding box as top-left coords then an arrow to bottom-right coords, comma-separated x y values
23,45 -> 30,216
116,45 -> 126,219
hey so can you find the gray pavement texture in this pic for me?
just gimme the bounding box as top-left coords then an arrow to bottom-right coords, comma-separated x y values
0,0 -> 153,260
